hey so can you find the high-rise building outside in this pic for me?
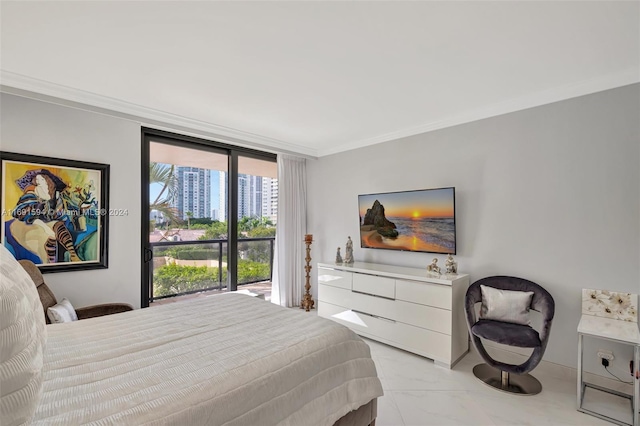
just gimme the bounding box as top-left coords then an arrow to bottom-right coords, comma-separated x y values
217,171 -> 277,223
262,177 -> 278,224
174,167 -> 211,219
238,174 -> 263,219
218,171 -> 227,222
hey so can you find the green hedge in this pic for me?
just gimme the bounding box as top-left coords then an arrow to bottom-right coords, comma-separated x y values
153,260 -> 271,298
165,247 -> 220,260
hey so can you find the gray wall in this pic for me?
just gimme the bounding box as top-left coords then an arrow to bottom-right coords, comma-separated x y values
307,84 -> 640,375
1,93 -> 142,308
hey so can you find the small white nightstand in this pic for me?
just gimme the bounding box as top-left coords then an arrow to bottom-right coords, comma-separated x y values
577,315 -> 640,426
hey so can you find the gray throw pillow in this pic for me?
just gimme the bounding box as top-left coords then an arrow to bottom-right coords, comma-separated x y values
480,285 -> 534,325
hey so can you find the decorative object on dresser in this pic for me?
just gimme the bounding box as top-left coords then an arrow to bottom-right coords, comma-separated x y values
343,236 -> 354,264
300,234 -> 315,311
335,247 -> 343,264
464,276 -> 555,395
445,254 -> 457,274
426,258 -> 441,276
317,261 -> 470,368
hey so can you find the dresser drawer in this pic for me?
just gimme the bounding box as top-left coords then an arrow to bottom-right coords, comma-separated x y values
318,283 -> 352,306
352,273 -> 395,299
319,284 -> 451,335
319,301 -> 398,339
318,301 -> 452,364
395,279 -> 451,310
393,300 -> 451,335
318,267 -> 352,290
392,321 -> 452,363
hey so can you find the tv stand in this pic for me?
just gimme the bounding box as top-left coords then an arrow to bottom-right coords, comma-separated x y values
317,261 -> 469,368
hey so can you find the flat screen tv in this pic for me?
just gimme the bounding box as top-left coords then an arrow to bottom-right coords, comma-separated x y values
358,187 -> 456,254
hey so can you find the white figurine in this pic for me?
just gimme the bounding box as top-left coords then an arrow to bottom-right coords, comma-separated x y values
343,236 -> 354,264
335,247 -> 343,264
426,258 -> 441,275
445,254 -> 457,274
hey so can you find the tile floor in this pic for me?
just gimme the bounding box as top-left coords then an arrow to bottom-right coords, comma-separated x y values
364,338 -> 632,426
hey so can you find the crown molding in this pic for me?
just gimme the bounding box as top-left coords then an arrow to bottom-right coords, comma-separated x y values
2,69 -> 637,159
0,70 -> 319,158
318,68 -> 640,157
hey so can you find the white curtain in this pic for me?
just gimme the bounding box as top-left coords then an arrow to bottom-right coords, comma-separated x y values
271,154 -> 306,307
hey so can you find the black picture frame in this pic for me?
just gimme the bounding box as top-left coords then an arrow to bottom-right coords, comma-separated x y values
1,151 -> 110,273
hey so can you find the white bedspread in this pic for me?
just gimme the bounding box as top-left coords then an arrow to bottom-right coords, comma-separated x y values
32,293 -> 383,425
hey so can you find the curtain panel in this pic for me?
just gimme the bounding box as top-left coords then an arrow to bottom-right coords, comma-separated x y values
271,154 -> 307,307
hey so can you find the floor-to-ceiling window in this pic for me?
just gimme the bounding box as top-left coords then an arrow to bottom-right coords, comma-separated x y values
236,155 -> 278,287
141,129 -> 276,308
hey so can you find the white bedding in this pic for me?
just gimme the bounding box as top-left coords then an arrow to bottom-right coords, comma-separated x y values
32,293 -> 383,426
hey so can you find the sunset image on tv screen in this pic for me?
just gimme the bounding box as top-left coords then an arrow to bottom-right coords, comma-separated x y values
358,187 -> 456,254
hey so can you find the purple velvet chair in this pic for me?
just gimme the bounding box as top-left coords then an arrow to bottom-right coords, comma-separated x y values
465,276 -> 555,395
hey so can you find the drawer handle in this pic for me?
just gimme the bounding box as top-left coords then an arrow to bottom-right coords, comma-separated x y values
352,309 -> 396,323
353,290 -> 395,301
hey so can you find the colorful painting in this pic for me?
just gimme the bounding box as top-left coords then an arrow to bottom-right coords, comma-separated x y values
1,152 -> 109,272
582,289 -> 638,322
358,187 -> 456,254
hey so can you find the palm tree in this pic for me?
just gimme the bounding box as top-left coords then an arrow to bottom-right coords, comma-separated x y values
150,162 -> 179,226
186,211 -> 194,229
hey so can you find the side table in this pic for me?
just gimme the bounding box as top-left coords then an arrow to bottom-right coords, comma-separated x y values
577,315 -> 640,426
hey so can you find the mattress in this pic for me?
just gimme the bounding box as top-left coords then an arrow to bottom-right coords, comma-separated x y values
32,293 -> 383,425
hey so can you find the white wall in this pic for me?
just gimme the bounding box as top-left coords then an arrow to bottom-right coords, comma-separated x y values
307,84 -> 640,376
1,93 -> 142,308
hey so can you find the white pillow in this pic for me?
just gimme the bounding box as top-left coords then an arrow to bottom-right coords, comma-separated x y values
480,284 -> 534,325
0,246 -> 47,426
47,298 -> 78,324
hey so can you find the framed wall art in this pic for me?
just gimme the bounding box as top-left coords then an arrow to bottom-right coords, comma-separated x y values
1,152 -> 110,273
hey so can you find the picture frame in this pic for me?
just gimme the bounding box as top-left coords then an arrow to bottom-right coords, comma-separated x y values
1,152 -> 110,273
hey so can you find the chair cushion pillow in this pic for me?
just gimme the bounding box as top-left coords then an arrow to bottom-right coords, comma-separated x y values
47,298 -> 78,324
0,245 -> 47,426
471,319 -> 542,348
480,284 -> 534,325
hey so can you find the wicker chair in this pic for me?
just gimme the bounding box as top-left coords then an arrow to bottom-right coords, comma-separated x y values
19,259 -> 134,324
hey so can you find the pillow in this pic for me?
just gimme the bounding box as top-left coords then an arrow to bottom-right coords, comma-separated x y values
0,246 -> 47,426
480,284 -> 534,325
47,298 -> 78,324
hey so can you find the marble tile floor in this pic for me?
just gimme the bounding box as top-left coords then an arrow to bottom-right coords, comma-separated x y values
364,338 -> 632,426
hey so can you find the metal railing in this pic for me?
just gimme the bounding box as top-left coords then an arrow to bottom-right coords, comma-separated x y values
149,236 -> 274,301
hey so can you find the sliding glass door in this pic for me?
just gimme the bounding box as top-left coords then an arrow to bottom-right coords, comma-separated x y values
141,129 -> 276,307
236,155 -> 277,296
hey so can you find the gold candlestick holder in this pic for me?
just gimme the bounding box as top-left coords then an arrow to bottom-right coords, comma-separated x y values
301,234 -> 315,312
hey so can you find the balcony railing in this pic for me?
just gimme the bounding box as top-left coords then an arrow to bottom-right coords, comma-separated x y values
150,237 -> 274,301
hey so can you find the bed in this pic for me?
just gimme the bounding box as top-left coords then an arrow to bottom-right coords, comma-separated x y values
0,247 -> 382,426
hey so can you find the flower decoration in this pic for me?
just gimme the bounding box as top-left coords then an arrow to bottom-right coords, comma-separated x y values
582,289 -> 638,322
61,179 -> 97,217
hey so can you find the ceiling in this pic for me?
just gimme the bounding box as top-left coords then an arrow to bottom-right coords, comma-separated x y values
1,1 -> 638,158
150,142 -> 277,178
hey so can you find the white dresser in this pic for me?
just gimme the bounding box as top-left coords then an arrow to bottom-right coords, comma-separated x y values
317,262 -> 469,368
